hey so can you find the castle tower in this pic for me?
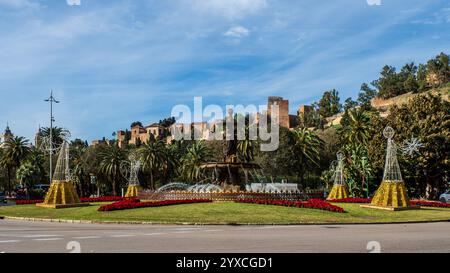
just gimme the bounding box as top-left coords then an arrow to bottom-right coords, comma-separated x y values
4,123 -> 13,140
0,123 -> 14,147
268,96 -> 289,128
34,126 -> 43,148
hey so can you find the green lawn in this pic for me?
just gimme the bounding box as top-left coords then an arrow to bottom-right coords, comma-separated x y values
0,202 -> 449,225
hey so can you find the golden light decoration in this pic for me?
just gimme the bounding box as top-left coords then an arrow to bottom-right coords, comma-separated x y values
327,151 -> 349,200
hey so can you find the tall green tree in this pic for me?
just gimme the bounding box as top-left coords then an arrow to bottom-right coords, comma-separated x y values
358,82 -> 377,109
341,108 -> 371,146
400,62 -> 418,93
236,116 -> 256,163
161,142 -> 183,183
427,52 -> 450,87
16,162 -> 40,192
25,148 -> 46,184
139,140 -> 166,189
0,136 -> 31,195
388,93 -> 449,199
180,141 -> 211,183
70,143 -> 89,197
365,93 -> 449,199
374,65 -> 404,99
289,128 -> 323,183
416,64 -> 429,92
342,144 -> 373,198
40,127 -> 67,149
98,144 -> 128,196
318,89 -> 342,118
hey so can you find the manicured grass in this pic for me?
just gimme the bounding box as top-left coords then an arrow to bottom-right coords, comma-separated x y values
0,202 -> 449,224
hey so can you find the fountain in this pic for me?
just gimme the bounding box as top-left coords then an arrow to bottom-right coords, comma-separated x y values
199,109 -> 262,191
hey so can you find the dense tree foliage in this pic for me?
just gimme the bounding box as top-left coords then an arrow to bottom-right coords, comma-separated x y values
359,52 -> 449,100
130,121 -> 143,128
318,89 -> 342,118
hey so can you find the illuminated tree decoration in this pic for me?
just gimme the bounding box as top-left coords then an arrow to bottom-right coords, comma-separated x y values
327,151 -> 349,200
122,152 -> 142,197
368,126 -> 413,209
36,140 -> 88,209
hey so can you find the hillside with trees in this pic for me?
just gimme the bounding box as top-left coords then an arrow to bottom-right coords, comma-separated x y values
0,52 -> 448,200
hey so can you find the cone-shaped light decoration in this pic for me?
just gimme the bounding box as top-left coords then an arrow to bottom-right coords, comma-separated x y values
369,126 -> 411,208
125,154 -> 142,198
37,141 -> 88,208
327,152 -> 349,200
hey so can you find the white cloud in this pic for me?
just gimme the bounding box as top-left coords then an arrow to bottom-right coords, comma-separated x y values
1,0 -> 449,142
0,0 -> 38,9
191,0 -> 267,19
224,26 -> 250,38
411,7 -> 450,24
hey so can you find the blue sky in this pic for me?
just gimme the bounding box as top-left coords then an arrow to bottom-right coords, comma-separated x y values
0,0 -> 449,142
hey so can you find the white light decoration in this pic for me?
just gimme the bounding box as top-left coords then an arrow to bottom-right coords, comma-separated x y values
382,126 -> 402,182
402,137 -> 424,156
121,153 -> 141,187
333,152 -> 345,186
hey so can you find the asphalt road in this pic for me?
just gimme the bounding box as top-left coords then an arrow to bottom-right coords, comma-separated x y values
0,220 -> 449,253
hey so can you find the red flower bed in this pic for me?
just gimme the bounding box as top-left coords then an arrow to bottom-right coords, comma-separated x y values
15,199 -> 44,205
98,199 -> 213,212
15,196 -> 126,205
328,198 -> 371,203
324,198 -> 450,208
80,196 -> 125,203
411,200 -> 450,208
236,198 -> 345,213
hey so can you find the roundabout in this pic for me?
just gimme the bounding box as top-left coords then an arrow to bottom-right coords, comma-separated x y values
1,201 -> 449,225
0,219 -> 449,253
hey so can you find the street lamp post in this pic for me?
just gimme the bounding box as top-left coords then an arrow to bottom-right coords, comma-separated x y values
45,91 -> 59,184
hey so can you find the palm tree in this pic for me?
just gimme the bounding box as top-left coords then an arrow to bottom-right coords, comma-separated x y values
0,136 -> 31,195
71,145 -> 88,196
237,138 -> 254,163
16,162 -> 40,195
139,140 -> 166,190
236,117 -> 255,163
359,156 -> 372,198
343,108 -> 370,146
342,144 -> 373,197
14,148 -> 46,198
27,148 -> 46,182
289,128 -> 323,183
98,144 -> 127,196
161,142 -> 181,183
0,148 -> 4,192
180,141 -> 211,182
40,127 -> 67,149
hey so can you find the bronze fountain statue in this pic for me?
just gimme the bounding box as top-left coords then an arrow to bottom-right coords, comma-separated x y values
200,109 -> 260,191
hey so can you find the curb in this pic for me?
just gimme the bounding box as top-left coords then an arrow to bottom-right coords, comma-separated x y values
1,216 -> 449,226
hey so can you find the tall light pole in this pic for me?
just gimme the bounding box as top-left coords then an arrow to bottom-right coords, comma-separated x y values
45,91 -> 59,184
